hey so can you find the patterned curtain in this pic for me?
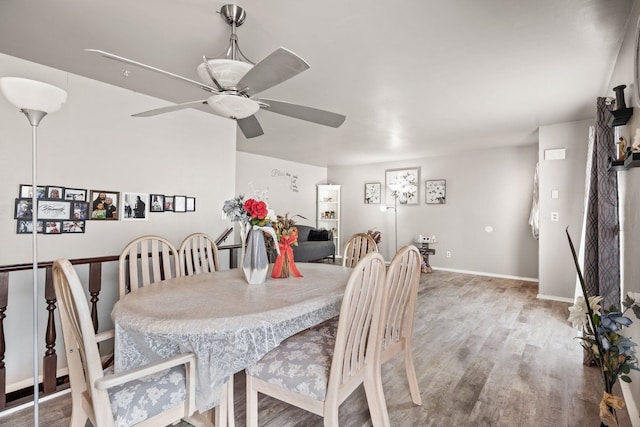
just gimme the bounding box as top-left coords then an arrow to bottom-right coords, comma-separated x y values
583,97 -> 620,310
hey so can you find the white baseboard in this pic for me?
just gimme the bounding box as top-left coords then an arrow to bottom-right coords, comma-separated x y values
0,388 -> 71,418
430,266 -> 538,283
536,294 -> 574,303
621,382 -> 640,427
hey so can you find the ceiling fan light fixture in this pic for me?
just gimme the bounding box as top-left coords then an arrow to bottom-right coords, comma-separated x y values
207,94 -> 259,119
196,59 -> 252,88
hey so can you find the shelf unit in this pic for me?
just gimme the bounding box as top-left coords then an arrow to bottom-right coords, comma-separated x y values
317,184 -> 341,257
607,152 -> 640,171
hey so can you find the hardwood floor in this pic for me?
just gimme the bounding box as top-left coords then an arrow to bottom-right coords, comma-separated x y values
2,270 -> 631,426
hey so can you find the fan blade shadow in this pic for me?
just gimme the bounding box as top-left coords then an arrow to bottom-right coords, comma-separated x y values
132,101 -> 208,117
237,48 -> 309,96
237,115 -> 264,138
259,98 -> 345,128
85,49 -> 219,94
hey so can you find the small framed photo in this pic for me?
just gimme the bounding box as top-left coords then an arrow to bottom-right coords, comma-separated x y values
16,220 -> 40,234
186,197 -> 196,212
150,194 -> 165,212
44,221 -> 62,234
37,200 -> 72,220
89,190 -> 119,220
164,196 -> 174,212
385,167 -> 420,205
425,179 -> 446,204
15,198 -> 33,219
64,188 -> 87,201
62,220 -> 86,233
364,182 -> 381,204
46,186 -> 64,200
19,184 -> 46,199
121,192 -> 149,220
174,195 -> 187,212
72,201 -> 89,220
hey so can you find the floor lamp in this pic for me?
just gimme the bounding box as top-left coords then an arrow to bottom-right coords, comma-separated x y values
381,188 -> 399,253
0,77 -> 67,425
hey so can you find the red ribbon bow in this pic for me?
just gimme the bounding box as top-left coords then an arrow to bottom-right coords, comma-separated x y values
272,232 -> 303,278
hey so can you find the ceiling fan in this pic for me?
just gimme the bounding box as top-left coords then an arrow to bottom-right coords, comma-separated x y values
85,4 -> 345,138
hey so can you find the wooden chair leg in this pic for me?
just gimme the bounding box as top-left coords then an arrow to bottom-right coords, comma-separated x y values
404,346 -> 422,405
363,370 -> 390,427
226,376 -> 235,427
246,375 -> 259,427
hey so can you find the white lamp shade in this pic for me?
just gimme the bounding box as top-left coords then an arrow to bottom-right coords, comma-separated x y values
197,59 -> 252,88
207,94 -> 259,119
0,77 -> 67,113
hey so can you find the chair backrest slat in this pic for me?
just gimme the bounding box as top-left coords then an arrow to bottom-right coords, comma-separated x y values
178,233 -> 220,276
342,233 -> 379,268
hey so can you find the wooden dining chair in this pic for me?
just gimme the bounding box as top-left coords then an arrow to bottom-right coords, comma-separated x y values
178,232 -> 220,276
380,245 -> 422,405
342,232 -> 379,267
118,235 -> 180,298
245,252 -> 390,427
52,258 -> 196,427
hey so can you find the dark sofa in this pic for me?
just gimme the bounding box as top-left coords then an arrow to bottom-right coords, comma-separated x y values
292,225 -> 335,262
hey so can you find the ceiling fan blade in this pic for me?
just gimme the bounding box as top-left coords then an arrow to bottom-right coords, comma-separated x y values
258,98 -> 346,128
237,48 -> 309,96
85,49 -> 219,94
237,115 -> 264,138
132,101 -> 208,117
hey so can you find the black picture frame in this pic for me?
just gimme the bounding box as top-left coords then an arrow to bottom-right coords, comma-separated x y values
364,182 -> 381,204
425,179 -> 447,204
174,195 -> 187,212
62,220 -> 86,233
44,221 -> 62,234
37,199 -> 72,220
46,186 -> 64,200
63,187 -> 87,201
15,198 -> 33,219
121,192 -> 149,220
16,220 -> 43,234
72,201 -> 89,220
164,196 -> 174,212
186,197 -> 196,212
19,184 -> 46,199
150,194 -> 165,212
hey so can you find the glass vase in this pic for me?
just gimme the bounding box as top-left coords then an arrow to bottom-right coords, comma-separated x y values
242,228 -> 269,285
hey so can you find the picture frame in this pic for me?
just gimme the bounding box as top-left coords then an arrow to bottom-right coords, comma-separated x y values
37,199 -> 72,220
164,196 -> 174,212
150,194 -> 165,212
15,198 -> 33,219
425,179 -> 447,204
385,167 -> 420,205
44,221 -> 62,234
364,182 -> 381,204
186,197 -> 196,212
121,192 -> 149,220
174,195 -> 187,212
72,201 -> 89,220
89,190 -> 119,220
63,187 -> 87,201
19,184 -> 46,199
16,220 -> 43,234
46,186 -> 64,200
62,220 -> 86,233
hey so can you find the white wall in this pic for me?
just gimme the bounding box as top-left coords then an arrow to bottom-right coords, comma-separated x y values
328,144 -> 539,279
537,119 -> 591,301
235,151 -> 327,227
0,53 -> 237,390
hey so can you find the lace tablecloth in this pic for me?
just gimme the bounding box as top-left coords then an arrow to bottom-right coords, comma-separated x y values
111,263 -> 352,412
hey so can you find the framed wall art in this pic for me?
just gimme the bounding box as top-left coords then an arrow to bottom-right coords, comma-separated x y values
89,190 -> 119,220
150,194 -> 165,212
174,195 -> 187,212
186,197 -> 196,212
364,182 -> 381,204
17,220 -> 43,234
425,179 -> 446,204
62,220 -> 86,233
19,184 -> 46,199
164,196 -> 174,212
385,167 -> 420,205
121,192 -> 149,220
44,221 -> 62,234
46,186 -> 64,200
15,198 -> 33,219
37,200 -> 71,220
64,187 -> 87,201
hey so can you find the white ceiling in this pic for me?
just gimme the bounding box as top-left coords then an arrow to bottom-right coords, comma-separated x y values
0,0 -> 634,166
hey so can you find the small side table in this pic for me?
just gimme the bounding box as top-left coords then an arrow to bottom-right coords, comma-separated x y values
414,242 -> 435,273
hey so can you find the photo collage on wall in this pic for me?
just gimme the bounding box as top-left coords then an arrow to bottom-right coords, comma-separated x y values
14,184 -> 197,235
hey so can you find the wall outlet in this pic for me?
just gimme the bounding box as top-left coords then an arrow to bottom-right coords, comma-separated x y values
551,212 -> 559,222
446,251 -> 452,258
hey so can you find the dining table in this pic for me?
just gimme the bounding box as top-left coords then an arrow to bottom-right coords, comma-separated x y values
111,262 -> 352,420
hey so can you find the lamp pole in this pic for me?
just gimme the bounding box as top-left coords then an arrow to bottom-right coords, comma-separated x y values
393,194 -> 398,253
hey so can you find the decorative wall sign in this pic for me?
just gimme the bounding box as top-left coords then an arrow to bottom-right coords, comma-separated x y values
425,179 -> 446,204
364,182 -> 381,204
271,168 -> 299,192
37,200 -> 71,220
